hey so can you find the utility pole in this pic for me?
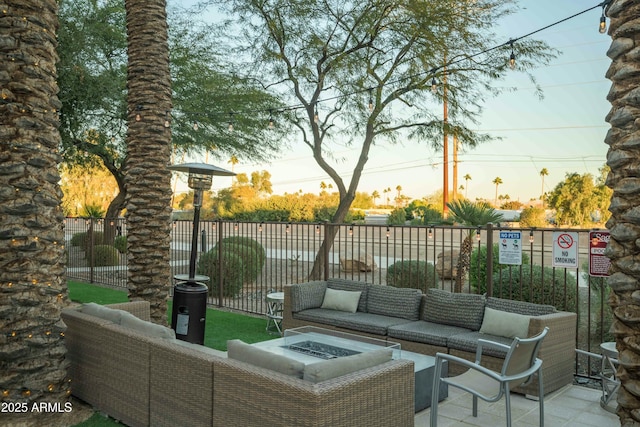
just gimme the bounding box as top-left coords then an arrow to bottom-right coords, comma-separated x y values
452,134 -> 458,201
442,65 -> 449,216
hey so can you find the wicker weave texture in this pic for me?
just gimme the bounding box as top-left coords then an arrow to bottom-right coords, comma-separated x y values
212,357 -> 415,427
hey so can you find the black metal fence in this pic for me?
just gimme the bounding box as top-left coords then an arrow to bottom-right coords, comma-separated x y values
65,217 -> 611,379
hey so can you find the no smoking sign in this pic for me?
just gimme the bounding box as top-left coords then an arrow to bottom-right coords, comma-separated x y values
552,232 -> 579,268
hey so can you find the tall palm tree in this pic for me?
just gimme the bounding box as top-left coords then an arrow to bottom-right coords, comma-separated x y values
0,0 -> 71,415
372,190 -> 380,206
492,176 -> 503,206
447,200 -> 503,293
603,0 -> 640,423
124,0 -> 173,324
463,174 -> 472,198
539,168 -> 548,205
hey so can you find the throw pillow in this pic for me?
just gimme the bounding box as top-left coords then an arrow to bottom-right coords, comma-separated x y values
290,281 -> 327,312
303,348 -> 393,383
227,339 -> 305,378
119,311 -> 176,340
422,289 -> 486,330
81,302 -> 123,324
320,288 -> 362,313
479,307 -> 530,339
367,285 -> 422,320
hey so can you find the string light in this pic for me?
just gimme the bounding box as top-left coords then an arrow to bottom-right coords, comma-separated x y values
599,5 -> 607,34
476,227 -> 482,242
268,109 -> 274,129
509,40 -> 516,70
316,225 -> 320,234
529,230 -> 535,243
228,112 -> 234,132
368,89 -> 374,112
313,104 -> 319,123
349,225 -> 354,236
431,77 -> 437,93
164,111 -> 170,128
386,226 -> 390,238
428,226 -> 433,239
193,121 -> 199,131
134,105 -> 142,122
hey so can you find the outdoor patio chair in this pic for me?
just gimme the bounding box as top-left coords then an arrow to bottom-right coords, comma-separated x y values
430,327 -> 549,427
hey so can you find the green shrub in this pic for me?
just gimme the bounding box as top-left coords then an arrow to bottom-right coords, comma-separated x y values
386,260 -> 439,292
470,244 -> 530,292
70,231 -> 105,251
114,235 -> 127,253
221,236 -> 266,267
488,265 -> 578,312
387,208 -> 407,225
90,245 -> 120,267
197,248 -> 245,297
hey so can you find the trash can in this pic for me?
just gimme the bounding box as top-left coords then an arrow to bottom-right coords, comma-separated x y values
171,281 -> 208,345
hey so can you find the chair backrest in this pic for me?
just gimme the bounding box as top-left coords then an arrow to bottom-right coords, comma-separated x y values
502,327 -> 549,389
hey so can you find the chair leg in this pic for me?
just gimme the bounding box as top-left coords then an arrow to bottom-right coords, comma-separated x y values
505,388 -> 512,427
538,372 -> 544,427
472,395 -> 478,417
430,360 -> 443,427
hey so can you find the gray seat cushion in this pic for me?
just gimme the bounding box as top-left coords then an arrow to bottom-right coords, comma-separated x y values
423,289 -> 486,330
293,309 -> 413,336
388,321 -> 472,347
447,331 -> 514,358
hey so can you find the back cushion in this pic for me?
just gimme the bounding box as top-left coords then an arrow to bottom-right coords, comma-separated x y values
423,289 -> 486,330
81,302 -> 124,324
119,311 -> 176,339
290,281 -> 327,312
486,297 -> 556,316
303,348 -> 393,383
327,278 -> 369,312
367,285 -> 422,320
227,339 -> 304,378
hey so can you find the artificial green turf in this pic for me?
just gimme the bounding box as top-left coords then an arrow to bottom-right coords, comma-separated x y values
69,280 -> 277,426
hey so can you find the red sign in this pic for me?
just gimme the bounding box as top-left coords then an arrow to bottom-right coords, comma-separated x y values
589,231 -> 611,277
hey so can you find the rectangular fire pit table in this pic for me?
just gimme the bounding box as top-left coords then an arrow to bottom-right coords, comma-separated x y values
252,326 -> 447,412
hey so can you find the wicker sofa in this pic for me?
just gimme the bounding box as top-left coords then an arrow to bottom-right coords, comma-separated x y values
283,278 -> 577,397
61,301 -> 415,427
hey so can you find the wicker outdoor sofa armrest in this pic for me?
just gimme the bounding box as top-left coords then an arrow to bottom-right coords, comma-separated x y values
527,311 -> 577,358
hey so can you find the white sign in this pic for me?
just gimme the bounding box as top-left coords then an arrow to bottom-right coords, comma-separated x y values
552,231 -> 579,268
498,231 -> 522,265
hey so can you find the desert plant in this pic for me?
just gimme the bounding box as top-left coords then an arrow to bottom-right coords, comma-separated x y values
197,248 -> 245,297
485,264 -> 578,312
470,244 -> 531,291
114,235 -> 127,253
70,231 -> 105,251
447,199 -> 503,292
89,245 -> 120,267
221,236 -> 266,267
387,208 -> 407,225
386,260 -> 439,292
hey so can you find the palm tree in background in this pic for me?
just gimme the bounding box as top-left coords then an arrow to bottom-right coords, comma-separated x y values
602,0 -> 640,423
463,174 -> 472,198
0,0 -> 71,417
447,200 -> 503,293
492,176 -> 503,206
124,0 -> 173,324
539,168 -> 548,206
372,190 -> 380,206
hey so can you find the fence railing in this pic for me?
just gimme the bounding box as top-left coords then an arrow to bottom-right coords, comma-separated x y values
65,217 -> 611,380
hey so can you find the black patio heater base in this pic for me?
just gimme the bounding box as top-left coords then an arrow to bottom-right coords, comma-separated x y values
171,281 -> 208,345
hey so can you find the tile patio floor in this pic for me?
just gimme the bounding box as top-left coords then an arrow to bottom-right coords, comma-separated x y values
416,384 -> 619,426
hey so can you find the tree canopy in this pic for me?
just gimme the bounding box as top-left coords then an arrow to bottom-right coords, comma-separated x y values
57,0 -> 288,217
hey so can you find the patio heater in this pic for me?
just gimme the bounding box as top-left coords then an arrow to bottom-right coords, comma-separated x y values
167,163 -> 235,344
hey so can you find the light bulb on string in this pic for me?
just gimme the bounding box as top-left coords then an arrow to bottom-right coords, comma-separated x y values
193,121 -> 199,131
509,41 -> 516,70
164,111 -> 170,128
228,112 -> 234,132
368,89 -> 374,112
431,78 -> 437,93
134,105 -> 142,122
314,104 -> 319,123
599,7 -> 607,34
268,109 -> 274,129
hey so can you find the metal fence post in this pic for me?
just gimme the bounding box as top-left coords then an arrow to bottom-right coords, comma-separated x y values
486,223 -> 493,297
217,219 -> 224,307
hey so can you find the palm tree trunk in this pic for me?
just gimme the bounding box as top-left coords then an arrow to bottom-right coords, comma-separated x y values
124,0 -> 173,324
454,235 -> 473,293
602,0 -> 640,424
0,0 -> 71,417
